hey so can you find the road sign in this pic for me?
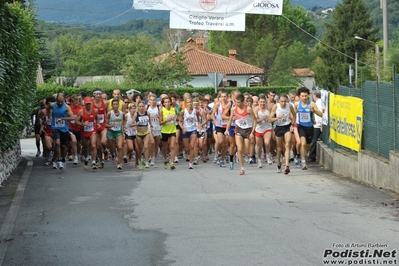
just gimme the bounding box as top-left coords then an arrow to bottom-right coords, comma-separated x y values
208,72 -> 224,93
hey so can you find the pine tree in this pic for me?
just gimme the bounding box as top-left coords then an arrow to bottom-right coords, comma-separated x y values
313,0 -> 378,90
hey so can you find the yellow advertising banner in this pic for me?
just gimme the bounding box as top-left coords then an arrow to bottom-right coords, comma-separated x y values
329,93 -> 363,152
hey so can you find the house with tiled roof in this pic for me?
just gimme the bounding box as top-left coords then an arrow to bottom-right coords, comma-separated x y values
293,68 -> 315,91
160,38 -> 264,88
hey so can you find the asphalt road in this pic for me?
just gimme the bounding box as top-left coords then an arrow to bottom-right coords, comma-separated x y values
0,139 -> 398,266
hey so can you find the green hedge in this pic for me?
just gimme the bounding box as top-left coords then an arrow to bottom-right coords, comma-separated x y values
0,3 -> 39,150
36,81 -> 296,103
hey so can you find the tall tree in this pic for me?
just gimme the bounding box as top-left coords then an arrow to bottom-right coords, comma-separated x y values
123,41 -> 192,88
313,0 -> 377,90
387,27 -> 399,73
208,0 -> 315,85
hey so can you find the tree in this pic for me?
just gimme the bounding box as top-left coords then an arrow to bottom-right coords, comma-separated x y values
313,0 -> 378,90
270,41 -> 317,86
208,0 -> 315,85
387,27 -> 399,73
123,43 -> 192,88
368,0 -> 399,39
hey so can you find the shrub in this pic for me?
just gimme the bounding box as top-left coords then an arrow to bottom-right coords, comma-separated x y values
36,82 -> 296,103
0,3 -> 39,150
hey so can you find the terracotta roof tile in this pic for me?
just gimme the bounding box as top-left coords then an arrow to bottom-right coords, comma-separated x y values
293,68 -> 314,77
156,45 -> 264,76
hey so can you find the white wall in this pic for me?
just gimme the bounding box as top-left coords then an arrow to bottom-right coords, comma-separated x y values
56,75 -> 260,89
298,77 -> 315,91
187,75 -> 255,88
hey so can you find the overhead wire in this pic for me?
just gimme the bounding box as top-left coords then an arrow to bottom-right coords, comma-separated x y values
282,14 -> 371,67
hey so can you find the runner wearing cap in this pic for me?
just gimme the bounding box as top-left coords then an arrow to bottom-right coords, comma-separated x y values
75,97 -> 100,170
92,88 -> 108,168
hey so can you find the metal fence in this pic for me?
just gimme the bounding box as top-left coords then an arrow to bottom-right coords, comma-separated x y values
322,68 -> 399,159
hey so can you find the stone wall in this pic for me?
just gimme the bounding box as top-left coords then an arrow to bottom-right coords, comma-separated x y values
0,141 -> 21,184
317,141 -> 399,193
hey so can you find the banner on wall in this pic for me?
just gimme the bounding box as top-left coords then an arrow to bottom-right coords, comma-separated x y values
320,89 -> 329,126
329,93 -> 363,152
134,0 -> 283,15
170,11 -> 246,31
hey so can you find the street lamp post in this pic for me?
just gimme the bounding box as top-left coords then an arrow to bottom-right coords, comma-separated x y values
355,36 -> 380,80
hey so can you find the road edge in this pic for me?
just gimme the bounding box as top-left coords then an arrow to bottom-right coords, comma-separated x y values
0,157 -> 32,265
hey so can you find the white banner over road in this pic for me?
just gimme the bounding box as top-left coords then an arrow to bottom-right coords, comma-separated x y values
170,11 -> 245,31
134,0 -> 283,15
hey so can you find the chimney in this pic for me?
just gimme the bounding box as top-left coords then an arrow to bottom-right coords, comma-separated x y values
186,37 -> 195,47
196,38 -> 204,50
229,50 -> 236,60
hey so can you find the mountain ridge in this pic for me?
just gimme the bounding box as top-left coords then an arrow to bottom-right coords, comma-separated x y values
34,0 -> 339,25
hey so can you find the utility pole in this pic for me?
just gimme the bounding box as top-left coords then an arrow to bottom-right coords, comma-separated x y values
355,52 -> 358,87
381,0 -> 389,69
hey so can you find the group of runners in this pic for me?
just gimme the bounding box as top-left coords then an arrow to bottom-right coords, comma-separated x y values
32,87 -> 323,175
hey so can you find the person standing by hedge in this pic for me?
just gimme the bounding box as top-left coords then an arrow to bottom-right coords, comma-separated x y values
50,93 -> 75,170
31,99 -> 45,158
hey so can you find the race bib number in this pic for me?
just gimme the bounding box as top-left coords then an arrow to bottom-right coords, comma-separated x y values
84,122 -> 94,132
98,114 -> 105,123
126,127 -> 136,136
300,113 -> 310,123
237,118 -> 247,128
55,120 -> 65,128
260,115 -> 268,124
185,117 -> 196,131
112,123 -> 121,131
166,114 -> 175,125
139,116 -> 149,126
186,118 -> 194,125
